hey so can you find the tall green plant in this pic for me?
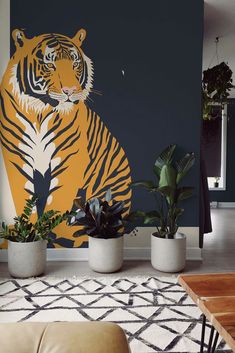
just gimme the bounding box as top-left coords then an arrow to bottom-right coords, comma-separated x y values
0,196 -> 70,243
131,145 -> 195,238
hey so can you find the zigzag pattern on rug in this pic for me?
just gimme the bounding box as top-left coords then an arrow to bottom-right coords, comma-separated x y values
0,276 -> 232,353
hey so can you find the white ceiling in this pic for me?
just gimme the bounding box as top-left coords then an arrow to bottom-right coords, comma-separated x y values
204,0 -> 235,97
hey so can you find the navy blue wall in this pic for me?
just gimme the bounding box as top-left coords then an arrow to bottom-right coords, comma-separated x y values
210,99 -> 235,202
11,0 -> 203,226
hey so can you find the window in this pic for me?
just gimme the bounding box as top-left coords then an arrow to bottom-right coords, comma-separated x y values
204,105 -> 227,190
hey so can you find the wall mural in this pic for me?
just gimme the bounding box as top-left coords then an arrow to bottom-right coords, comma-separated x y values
0,29 -> 132,248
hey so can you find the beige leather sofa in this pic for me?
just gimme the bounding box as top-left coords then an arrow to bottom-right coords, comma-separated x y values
0,322 -> 131,353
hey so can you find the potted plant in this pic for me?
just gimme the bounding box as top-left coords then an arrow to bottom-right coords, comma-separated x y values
0,196 -> 69,278
70,190 -> 132,273
214,177 -> 220,188
131,145 -> 195,272
202,62 -> 234,120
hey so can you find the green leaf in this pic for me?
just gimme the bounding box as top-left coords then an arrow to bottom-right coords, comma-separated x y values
176,153 -> 195,184
105,189 -> 112,203
173,207 -> 184,220
159,165 -> 177,189
130,180 -> 155,190
143,217 -> 158,225
73,197 -> 85,210
157,186 -> 175,198
176,187 -> 194,202
146,210 -> 161,219
154,144 -> 176,177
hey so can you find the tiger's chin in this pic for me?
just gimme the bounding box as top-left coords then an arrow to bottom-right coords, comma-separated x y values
46,96 -> 79,114
55,101 -> 77,114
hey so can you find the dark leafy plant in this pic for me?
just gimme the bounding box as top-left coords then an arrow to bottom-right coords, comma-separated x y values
202,62 -> 234,120
70,190 -> 133,239
0,196 -> 70,243
131,145 -> 195,239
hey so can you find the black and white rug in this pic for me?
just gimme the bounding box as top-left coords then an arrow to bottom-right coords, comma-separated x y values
0,276 -> 232,353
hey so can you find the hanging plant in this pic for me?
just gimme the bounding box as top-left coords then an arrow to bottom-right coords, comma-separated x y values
202,62 -> 234,120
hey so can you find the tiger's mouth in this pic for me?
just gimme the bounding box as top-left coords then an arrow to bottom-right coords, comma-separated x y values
48,92 -> 81,105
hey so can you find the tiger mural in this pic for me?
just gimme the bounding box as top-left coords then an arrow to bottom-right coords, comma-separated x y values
0,28 -> 132,247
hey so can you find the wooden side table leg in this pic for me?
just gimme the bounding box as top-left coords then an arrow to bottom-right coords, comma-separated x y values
200,315 -> 206,353
207,326 -> 215,353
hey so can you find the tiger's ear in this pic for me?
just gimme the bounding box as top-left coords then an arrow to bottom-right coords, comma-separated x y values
12,29 -> 27,48
73,29 -> 86,47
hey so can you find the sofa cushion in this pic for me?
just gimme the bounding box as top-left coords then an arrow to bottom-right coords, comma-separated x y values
0,322 -> 130,353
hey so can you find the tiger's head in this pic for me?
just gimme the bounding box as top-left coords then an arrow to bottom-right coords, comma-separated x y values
9,29 -> 93,114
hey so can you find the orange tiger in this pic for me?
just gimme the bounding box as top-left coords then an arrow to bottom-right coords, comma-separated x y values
0,28 -> 132,247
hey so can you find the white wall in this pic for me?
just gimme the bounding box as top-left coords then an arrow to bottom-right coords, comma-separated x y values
0,0 -> 16,223
0,0 -> 10,78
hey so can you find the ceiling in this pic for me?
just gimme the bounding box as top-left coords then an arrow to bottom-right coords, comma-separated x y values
204,0 -> 235,97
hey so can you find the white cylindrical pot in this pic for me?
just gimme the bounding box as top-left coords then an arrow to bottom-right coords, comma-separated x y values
8,240 -> 47,278
89,236 -> 123,273
151,232 -> 186,273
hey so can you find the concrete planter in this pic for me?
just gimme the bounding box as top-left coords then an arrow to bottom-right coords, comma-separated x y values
89,236 -> 123,273
8,240 -> 47,278
151,232 -> 186,273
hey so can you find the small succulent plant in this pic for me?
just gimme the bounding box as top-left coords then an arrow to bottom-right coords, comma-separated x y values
0,196 -> 70,243
70,190 -> 133,239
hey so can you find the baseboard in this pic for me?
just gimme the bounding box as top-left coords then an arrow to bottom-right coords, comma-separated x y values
218,202 -> 235,208
0,247 -> 202,262
210,202 -> 235,209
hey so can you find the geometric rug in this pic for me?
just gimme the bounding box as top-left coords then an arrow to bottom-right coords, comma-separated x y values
0,276 -> 232,353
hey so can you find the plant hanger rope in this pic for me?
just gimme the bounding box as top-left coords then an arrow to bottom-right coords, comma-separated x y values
208,36 -> 220,68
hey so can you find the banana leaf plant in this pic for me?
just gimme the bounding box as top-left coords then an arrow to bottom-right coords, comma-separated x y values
70,190 -> 134,239
131,145 -> 195,238
0,196 -> 70,243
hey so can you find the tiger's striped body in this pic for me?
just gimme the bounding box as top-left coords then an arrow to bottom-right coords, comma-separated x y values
0,29 -> 131,247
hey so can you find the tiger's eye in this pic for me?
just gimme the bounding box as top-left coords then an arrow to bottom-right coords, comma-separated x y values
73,62 -> 79,69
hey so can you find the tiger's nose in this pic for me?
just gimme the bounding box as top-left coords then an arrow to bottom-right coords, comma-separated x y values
62,86 -> 77,96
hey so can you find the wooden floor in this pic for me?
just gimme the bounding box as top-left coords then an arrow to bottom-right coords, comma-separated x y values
0,208 -> 234,277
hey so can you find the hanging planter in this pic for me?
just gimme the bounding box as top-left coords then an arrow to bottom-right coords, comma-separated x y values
202,62 -> 234,120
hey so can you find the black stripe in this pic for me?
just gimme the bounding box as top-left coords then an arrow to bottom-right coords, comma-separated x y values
84,135 -> 113,191
103,163 -> 130,185
104,153 -> 128,186
0,121 -> 32,149
49,185 -> 62,195
5,90 -> 37,133
40,110 -> 55,126
87,113 -> 98,152
94,172 -> 131,200
61,134 -> 80,151
51,166 -> 68,179
24,188 -> 34,196
87,110 -> 94,141
41,117 -> 63,141
44,111 -> 78,150
51,150 -> 79,176
16,63 -> 24,93
90,119 -> 103,158
0,94 -> 35,144
0,132 -> 34,161
0,139 -> 33,167
11,162 -> 34,183
50,129 -> 80,157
